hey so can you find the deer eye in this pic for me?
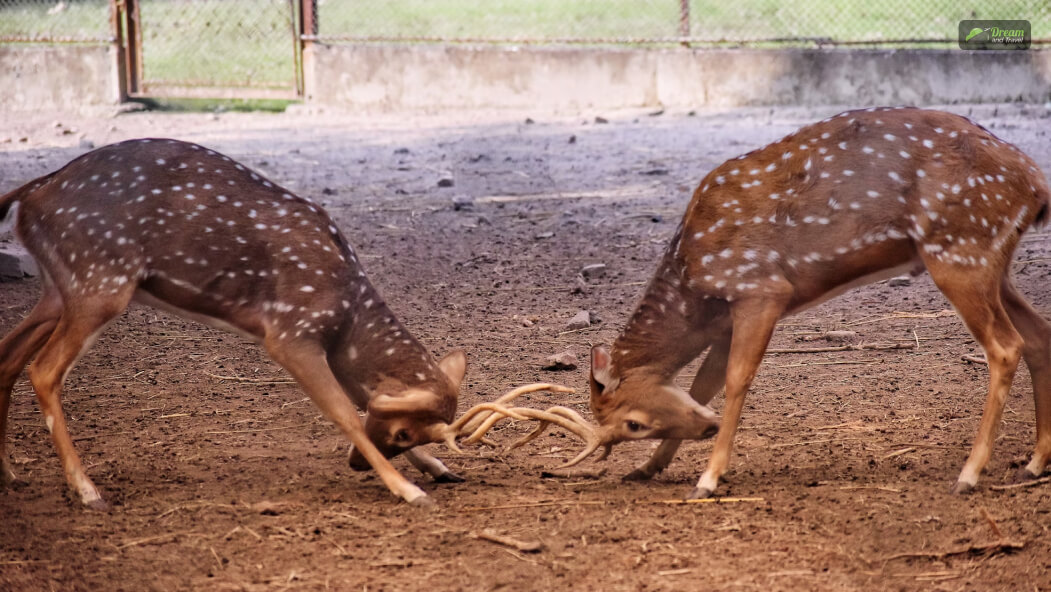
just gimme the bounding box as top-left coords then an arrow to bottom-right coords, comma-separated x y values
625,420 -> 645,432
392,429 -> 412,444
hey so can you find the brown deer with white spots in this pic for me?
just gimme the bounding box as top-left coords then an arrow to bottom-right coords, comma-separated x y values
587,107 -> 1051,499
0,138 -> 470,509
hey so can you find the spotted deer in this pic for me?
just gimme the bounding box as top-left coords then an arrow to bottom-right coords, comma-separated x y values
0,138 -> 469,509
587,107 -> 1051,498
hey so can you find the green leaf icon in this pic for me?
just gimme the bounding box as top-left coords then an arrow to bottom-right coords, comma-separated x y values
965,27 -> 986,41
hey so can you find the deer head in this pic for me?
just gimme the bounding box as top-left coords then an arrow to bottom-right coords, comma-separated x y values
588,345 -> 720,446
349,350 -> 467,468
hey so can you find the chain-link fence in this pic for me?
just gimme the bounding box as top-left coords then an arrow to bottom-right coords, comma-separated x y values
3,1 -> 1048,48
313,0 -> 1050,46
1,0 -> 299,93
0,0 -> 111,43
3,0 -> 1048,98
6,0 -> 1049,48
135,0 -> 298,91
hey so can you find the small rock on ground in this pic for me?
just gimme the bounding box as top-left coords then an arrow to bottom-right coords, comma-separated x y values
542,351 -> 578,371
565,310 -> 591,331
580,263 -> 607,281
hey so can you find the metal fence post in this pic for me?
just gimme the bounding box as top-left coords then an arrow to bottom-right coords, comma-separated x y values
109,0 -> 141,98
679,0 -> 690,47
125,0 -> 141,95
109,0 -> 128,100
299,0 -> 317,98
301,0 -> 317,39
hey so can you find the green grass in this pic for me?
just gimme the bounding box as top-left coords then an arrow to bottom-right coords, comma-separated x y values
318,0 -> 683,41
317,0 -> 1050,43
137,0 -> 298,90
0,0 -> 299,90
130,97 -> 297,113
0,0 -> 110,41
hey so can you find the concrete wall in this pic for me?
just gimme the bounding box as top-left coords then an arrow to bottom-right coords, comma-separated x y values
0,45 -> 121,112
2,43 -> 1049,112
306,45 -> 1051,111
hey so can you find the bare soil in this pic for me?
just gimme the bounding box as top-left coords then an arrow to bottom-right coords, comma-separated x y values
1,103 -> 1050,592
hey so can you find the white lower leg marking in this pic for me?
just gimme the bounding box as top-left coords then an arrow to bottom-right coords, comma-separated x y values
1,459 -> 16,482
957,465 -> 980,486
81,485 -> 103,503
1025,456 -> 1046,476
45,415 -> 54,432
401,482 -> 428,503
420,456 -> 450,477
72,471 -> 102,503
405,449 -> 451,478
695,470 -> 719,493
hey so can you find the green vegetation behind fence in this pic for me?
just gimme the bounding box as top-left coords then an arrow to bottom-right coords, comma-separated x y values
1,0 -> 1048,90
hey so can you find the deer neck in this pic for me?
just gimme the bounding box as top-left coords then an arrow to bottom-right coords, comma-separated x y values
329,280 -> 446,402
611,251 -> 728,380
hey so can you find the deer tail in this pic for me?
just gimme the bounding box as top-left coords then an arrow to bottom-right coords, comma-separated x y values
1033,169 -> 1050,229
1034,177 -> 1050,229
0,171 -> 57,230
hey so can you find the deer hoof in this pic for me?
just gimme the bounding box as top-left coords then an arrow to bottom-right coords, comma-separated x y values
0,469 -> 27,490
433,471 -> 466,484
686,486 -> 714,500
1013,466 -> 1043,483
950,480 -> 975,495
407,494 -> 437,509
622,468 -> 655,482
83,497 -> 111,512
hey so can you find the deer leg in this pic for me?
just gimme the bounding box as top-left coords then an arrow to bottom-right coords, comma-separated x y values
1000,278 -> 1051,481
623,439 -> 681,482
689,330 -> 733,406
0,284 -> 64,488
624,331 -> 732,482
927,270 -> 1023,494
689,298 -> 787,499
265,338 -> 432,506
27,294 -> 130,510
403,448 -> 465,483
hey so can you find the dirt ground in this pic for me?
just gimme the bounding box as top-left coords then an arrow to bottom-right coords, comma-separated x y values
1,102 -> 1050,592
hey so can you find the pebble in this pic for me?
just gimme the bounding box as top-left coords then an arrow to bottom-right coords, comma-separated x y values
542,351 -> 578,371
565,310 -> 591,331
580,263 -> 607,280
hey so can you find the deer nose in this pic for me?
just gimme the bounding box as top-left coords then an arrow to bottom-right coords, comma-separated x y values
347,445 -> 372,471
694,406 -> 720,438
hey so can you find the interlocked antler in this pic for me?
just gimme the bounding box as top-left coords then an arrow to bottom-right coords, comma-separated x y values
437,383 -> 607,469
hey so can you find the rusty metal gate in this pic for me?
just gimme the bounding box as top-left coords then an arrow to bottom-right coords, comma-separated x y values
114,0 -> 306,99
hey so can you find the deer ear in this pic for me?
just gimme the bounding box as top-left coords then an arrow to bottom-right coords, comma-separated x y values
438,349 -> 467,390
590,345 -> 614,392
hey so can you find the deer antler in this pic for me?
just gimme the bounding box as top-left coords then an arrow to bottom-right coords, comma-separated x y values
438,383 -> 606,468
